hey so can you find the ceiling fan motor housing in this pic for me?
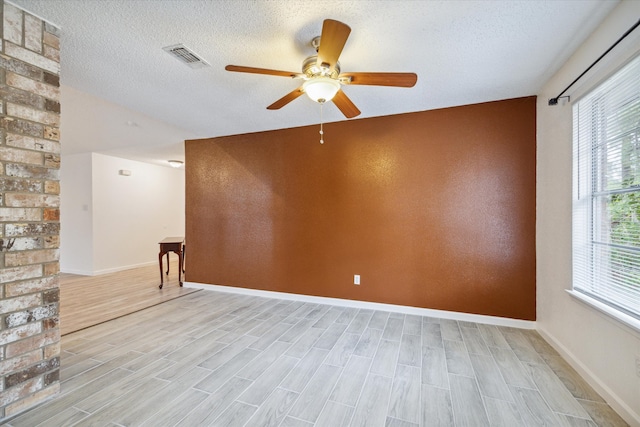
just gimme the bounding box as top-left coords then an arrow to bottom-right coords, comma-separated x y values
302,55 -> 340,79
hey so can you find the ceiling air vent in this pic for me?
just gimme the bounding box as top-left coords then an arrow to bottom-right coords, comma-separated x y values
163,44 -> 209,69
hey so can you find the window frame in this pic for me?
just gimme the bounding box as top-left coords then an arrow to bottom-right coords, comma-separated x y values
570,53 -> 640,335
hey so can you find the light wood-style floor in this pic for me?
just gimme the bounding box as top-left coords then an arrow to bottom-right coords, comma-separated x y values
60,261 -> 199,335
7,284 -> 628,426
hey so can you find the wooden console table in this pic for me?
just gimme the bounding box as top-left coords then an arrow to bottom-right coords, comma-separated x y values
158,236 -> 185,289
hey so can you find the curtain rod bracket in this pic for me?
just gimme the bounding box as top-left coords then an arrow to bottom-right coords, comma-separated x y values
548,96 -> 569,106
548,18 -> 640,107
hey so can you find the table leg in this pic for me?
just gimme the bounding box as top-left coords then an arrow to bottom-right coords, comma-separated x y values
166,253 -> 170,275
158,251 -> 164,289
178,250 -> 183,286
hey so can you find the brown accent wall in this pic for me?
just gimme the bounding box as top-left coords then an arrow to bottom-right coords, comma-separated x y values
0,2 -> 61,420
186,96 -> 536,320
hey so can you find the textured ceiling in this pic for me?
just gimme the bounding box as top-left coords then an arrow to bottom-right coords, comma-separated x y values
9,0 -> 619,164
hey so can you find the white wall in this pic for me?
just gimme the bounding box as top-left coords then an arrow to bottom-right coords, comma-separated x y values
537,1 -> 640,425
60,152 -> 93,274
91,153 -> 185,274
60,152 -> 185,275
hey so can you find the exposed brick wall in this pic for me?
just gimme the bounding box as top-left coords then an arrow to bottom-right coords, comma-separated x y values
0,1 -> 61,419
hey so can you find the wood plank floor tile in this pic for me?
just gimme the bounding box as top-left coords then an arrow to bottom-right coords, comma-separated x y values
398,333 -> 421,367
241,340 -> 292,381
350,373 -> 393,427
421,384 -> 454,426
32,407 -> 88,427
329,355 -> 372,407
245,387 -> 299,427
276,300 -> 305,317
386,416 -> 419,427
315,400 -> 354,427
250,321 -> 295,351
353,327 -> 383,358
370,339 -> 401,377
421,346 -> 449,389
346,310 -> 374,334
502,329 -> 546,365
3,264 -> 630,427
469,353 -> 514,401
335,307 -> 359,324
556,414 -> 599,426
286,327 -> 326,358
523,361 -> 591,419
484,396 -> 524,426
324,332 -> 360,367
210,401 -> 257,427
73,377 -> 170,426
578,399 -> 629,427
443,339 -> 474,377
312,307 -> 343,329
488,345 -> 536,389
247,314 -> 288,337
196,334 -> 257,370
163,329 -> 227,363
477,323 -> 511,349
237,355 -> 299,406
59,351 -> 147,395
440,319 -> 463,341
388,364 -> 421,424
422,322 -> 444,349
368,310 -> 390,330
59,357 -> 102,381
194,347 -> 261,393
382,317 -> 405,341
542,353 -> 606,403
116,366 -> 208,426
287,364 -> 342,423
403,314 -> 422,336
7,368 -> 130,427
279,318 -> 315,342
449,373 -> 490,426
460,325 -> 491,355
281,347 -> 329,392
281,416 -> 314,427
313,322 -> 349,350
175,376 -> 253,426
138,388 -> 209,427
509,385 -> 561,426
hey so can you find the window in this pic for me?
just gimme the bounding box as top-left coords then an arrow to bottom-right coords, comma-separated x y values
573,54 -> 640,321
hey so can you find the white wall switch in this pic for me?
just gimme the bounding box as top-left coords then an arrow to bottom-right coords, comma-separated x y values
354,275 -> 360,285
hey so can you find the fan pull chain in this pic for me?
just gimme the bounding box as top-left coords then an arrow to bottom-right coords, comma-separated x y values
319,102 -> 324,144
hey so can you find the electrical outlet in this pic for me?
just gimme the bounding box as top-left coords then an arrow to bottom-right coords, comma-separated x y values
636,355 -> 640,378
354,275 -> 360,285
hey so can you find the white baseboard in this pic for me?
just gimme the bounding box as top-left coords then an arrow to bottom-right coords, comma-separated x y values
184,281 -> 536,330
59,267 -> 95,276
537,327 -> 640,427
61,260 -> 157,276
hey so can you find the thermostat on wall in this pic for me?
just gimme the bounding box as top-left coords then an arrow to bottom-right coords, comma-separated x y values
119,169 -> 132,176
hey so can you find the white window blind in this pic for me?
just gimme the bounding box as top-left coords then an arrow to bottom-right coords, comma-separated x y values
573,54 -> 640,320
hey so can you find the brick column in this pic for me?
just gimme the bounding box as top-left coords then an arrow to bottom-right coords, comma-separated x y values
0,1 -> 61,419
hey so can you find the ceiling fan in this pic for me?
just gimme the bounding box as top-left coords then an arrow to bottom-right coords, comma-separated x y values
225,19 -> 417,119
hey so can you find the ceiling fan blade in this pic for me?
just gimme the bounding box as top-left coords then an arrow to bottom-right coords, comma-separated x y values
316,19 -> 351,72
332,89 -> 361,118
340,72 -> 418,87
225,65 -> 298,78
267,87 -> 305,110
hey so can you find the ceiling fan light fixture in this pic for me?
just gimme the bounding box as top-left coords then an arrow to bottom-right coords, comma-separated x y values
303,77 -> 341,103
